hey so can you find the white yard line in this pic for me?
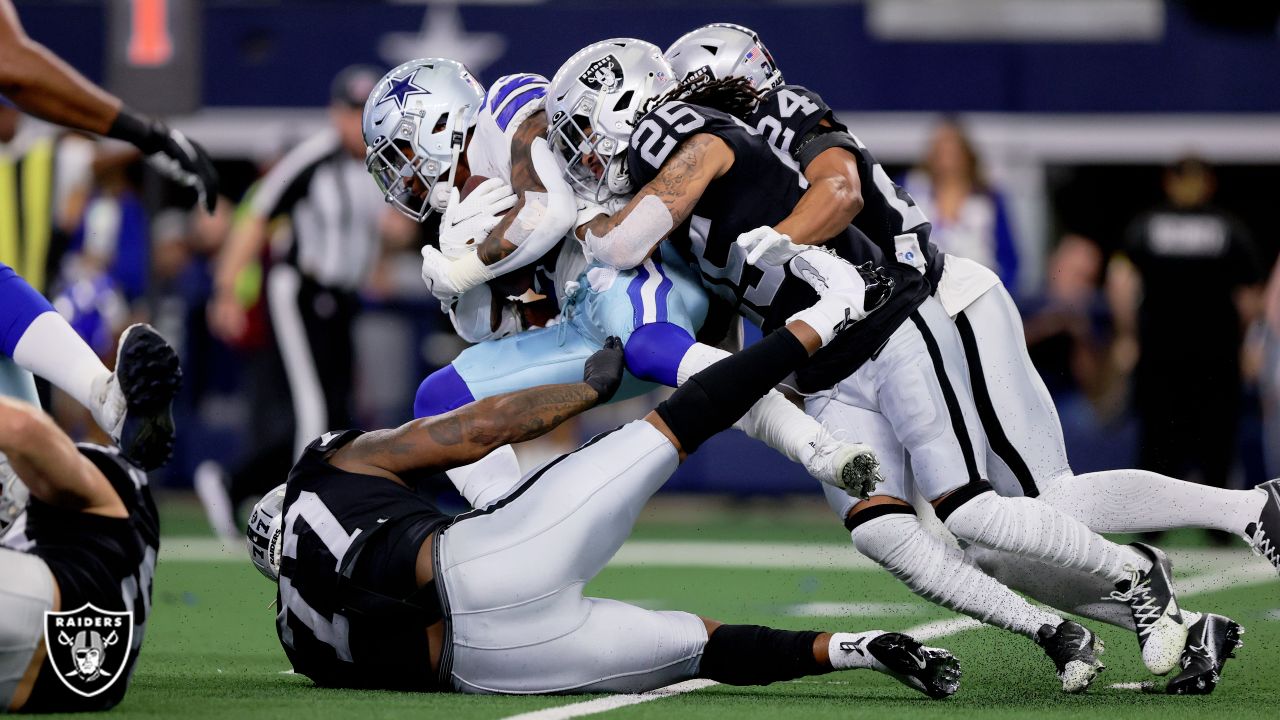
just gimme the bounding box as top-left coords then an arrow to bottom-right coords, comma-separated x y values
494,553 -> 1273,720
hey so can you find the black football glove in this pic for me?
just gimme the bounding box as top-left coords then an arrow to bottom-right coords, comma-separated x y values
583,336 -> 625,404
108,108 -> 220,214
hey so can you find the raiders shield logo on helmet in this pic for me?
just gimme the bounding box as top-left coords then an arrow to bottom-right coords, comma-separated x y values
43,605 -> 134,698
578,55 -> 625,91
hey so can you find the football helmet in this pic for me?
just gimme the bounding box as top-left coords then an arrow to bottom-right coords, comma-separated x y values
547,38 -> 675,202
362,58 -> 486,222
665,23 -> 783,92
246,483 -> 287,582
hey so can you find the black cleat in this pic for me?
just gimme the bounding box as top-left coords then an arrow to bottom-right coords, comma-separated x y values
111,324 -> 182,470
865,632 -> 961,699
1246,479 -> 1280,574
1110,542 -> 1188,676
1166,614 -> 1244,696
1036,620 -> 1104,693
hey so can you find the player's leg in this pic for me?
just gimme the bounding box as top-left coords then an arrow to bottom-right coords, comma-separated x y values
902,299 -> 1185,674
0,263 -> 183,469
0,548 -> 57,712
808,391 -> 1097,690
956,284 -> 1266,537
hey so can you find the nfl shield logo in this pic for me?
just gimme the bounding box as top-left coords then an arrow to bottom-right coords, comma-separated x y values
43,604 -> 134,698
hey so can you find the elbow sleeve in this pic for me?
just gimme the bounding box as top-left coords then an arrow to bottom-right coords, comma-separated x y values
584,194 -> 673,270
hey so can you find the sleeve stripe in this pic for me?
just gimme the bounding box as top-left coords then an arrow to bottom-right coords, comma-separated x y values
489,75 -> 542,113
495,87 -> 547,132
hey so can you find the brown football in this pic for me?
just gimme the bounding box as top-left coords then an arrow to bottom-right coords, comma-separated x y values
459,174 -> 491,200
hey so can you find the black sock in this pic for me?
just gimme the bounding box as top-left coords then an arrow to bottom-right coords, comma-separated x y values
698,624 -> 826,686
655,329 -> 807,453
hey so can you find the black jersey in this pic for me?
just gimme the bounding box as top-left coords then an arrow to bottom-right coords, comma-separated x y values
8,445 -> 158,713
627,101 -> 929,390
749,85 -> 946,292
276,430 -> 452,692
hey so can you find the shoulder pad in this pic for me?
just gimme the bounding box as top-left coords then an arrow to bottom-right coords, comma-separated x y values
484,73 -> 549,134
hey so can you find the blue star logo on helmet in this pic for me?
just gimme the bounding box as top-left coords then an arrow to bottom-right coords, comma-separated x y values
378,70 -> 430,109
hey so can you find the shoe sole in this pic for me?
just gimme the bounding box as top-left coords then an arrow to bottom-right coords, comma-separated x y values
836,449 -> 879,496
116,324 -> 182,470
1061,635 -> 1105,693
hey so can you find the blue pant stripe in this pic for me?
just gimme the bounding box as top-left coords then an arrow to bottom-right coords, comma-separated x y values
627,264 -> 650,328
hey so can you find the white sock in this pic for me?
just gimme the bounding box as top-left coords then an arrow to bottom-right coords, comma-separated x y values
446,444 -> 524,510
944,491 -> 1150,586
965,543 -> 1136,631
1038,469 -> 1266,539
11,311 -> 111,411
676,342 -> 819,468
828,631 -> 890,671
852,513 -> 1063,639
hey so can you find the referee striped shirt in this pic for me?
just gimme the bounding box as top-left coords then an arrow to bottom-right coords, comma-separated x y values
249,129 -> 385,291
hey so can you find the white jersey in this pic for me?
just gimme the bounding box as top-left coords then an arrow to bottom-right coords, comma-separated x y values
451,72 -> 584,340
468,73 -> 549,182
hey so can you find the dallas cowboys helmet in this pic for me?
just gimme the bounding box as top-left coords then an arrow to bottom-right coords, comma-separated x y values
246,483 -> 287,582
665,23 -> 783,92
362,58 -> 486,222
547,39 -> 676,202
0,451 -> 28,536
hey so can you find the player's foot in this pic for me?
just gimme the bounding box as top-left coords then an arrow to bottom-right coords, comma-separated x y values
1110,542 -> 1188,676
94,324 -> 183,470
1166,613 -> 1244,696
865,632 -> 961,699
806,425 -> 882,499
1036,620 -> 1104,693
195,460 -> 240,545
1245,479 -> 1280,574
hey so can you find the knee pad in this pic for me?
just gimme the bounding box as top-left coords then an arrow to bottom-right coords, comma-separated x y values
623,322 -> 695,388
413,365 -> 475,418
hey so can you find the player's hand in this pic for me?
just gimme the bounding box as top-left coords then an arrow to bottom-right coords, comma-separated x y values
737,226 -> 804,267
439,179 -> 517,259
420,245 -> 464,302
583,336 -> 625,404
145,123 -> 219,214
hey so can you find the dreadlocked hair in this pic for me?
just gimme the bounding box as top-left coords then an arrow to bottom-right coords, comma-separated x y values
640,75 -> 762,122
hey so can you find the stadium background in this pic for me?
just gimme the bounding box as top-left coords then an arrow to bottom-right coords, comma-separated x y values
6,1 -> 1280,718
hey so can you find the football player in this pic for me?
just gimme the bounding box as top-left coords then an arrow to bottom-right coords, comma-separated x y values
361,58 -> 880,498
560,37 -> 1195,692
667,22 -> 1256,693
248,276 -> 959,698
0,334 -> 170,710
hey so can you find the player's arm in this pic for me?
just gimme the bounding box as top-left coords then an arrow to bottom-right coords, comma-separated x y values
0,397 -> 126,518
775,131 -> 864,246
577,133 -> 734,270
427,113 -> 577,297
0,0 -> 218,211
332,339 -> 624,477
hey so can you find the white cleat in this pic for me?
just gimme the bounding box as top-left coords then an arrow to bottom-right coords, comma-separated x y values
806,426 -> 882,499
1110,543 -> 1189,676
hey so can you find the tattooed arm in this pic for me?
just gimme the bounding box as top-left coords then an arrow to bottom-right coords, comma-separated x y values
576,133 -> 734,270
330,339 -> 625,478
469,112 -> 578,271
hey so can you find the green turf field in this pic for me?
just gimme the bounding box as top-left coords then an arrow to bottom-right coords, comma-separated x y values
44,501 -> 1280,720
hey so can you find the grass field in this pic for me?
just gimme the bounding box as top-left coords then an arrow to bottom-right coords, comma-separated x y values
46,496 -> 1280,720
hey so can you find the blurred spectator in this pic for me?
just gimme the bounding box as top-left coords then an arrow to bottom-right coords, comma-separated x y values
1109,157 -> 1263,541
69,148 -> 150,302
905,118 -> 1019,290
1022,235 -> 1109,401
1259,257 -> 1280,478
0,98 -> 93,295
200,65 -> 391,541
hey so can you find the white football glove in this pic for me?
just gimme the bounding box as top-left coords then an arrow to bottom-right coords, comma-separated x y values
737,226 -> 805,267
785,248 -> 869,347
420,245 -> 465,302
439,179 -> 517,259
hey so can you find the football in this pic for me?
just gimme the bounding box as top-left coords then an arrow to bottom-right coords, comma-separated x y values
459,173 -> 491,200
